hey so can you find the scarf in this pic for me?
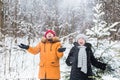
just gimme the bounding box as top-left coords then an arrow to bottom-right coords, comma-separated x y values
77,46 -> 87,74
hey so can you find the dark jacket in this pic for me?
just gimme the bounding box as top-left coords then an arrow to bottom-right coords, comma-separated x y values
65,42 -> 106,80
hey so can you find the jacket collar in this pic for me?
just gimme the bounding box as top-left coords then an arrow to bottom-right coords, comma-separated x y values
41,36 -> 60,43
73,42 -> 92,48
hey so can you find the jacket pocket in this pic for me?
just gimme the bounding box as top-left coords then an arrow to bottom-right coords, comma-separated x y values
39,63 -> 44,67
50,61 -> 59,67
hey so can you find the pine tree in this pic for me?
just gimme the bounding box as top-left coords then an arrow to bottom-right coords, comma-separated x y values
86,3 -> 120,80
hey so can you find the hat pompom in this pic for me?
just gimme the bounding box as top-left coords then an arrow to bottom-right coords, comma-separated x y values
44,30 -> 56,38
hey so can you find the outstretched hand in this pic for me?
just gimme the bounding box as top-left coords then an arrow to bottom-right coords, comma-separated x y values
18,43 -> 29,50
101,63 -> 107,71
58,48 -> 66,52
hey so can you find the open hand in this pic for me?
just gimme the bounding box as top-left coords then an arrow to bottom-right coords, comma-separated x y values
18,43 -> 29,50
58,48 -> 66,52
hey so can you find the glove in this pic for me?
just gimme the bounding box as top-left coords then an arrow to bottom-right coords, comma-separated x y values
18,43 -> 29,50
101,63 -> 107,70
106,64 -> 114,72
58,48 -> 66,52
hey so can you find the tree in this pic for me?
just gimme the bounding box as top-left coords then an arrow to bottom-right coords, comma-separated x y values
0,0 -> 3,38
86,3 -> 120,46
99,0 -> 120,40
86,3 -> 120,80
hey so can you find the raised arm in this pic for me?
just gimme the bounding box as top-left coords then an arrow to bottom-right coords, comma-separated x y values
27,42 -> 41,55
56,42 -> 64,59
90,48 -> 106,70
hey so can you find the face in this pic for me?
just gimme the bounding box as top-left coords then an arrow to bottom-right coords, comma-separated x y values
77,38 -> 86,46
46,32 -> 54,39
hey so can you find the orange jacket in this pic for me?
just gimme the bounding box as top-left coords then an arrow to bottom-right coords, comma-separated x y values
27,37 -> 63,79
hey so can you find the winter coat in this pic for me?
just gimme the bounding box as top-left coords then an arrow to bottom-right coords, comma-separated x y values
27,37 -> 63,79
65,42 -> 106,80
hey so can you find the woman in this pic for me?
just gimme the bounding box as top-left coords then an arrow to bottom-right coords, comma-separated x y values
65,34 -> 106,80
19,30 -> 66,80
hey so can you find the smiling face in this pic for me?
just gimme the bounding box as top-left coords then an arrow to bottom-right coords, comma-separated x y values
77,38 -> 86,46
46,32 -> 54,39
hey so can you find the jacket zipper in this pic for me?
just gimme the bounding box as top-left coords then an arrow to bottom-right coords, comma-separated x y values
44,43 -> 53,52
50,43 -> 53,51
44,43 -> 46,52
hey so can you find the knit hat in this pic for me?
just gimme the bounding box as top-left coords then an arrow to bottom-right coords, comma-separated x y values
44,30 -> 56,38
76,34 -> 88,42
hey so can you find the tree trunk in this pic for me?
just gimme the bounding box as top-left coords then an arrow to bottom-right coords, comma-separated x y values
0,0 -> 3,38
13,0 -> 18,38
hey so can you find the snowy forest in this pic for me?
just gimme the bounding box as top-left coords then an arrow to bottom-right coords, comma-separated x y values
0,0 -> 120,80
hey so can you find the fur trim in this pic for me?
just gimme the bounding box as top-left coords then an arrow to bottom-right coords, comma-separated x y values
41,36 -> 60,43
41,37 -> 47,43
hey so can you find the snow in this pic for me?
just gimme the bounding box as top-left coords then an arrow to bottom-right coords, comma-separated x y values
1,0 -> 120,80
102,76 -> 119,80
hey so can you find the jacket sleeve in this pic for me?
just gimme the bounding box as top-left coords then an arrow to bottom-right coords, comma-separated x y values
65,47 -> 75,66
27,42 -> 41,55
56,42 -> 63,59
90,48 -> 106,70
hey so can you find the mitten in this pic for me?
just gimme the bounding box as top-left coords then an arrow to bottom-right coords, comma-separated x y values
101,63 -> 107,70
58,48 -> 66,52
106,64 -> 114,72
18,43 -> 29,50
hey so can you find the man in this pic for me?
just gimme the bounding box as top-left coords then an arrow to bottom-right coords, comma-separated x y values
19,30 -> 66,80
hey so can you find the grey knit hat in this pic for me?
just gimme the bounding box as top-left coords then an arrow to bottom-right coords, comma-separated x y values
76,34 -> 88,42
